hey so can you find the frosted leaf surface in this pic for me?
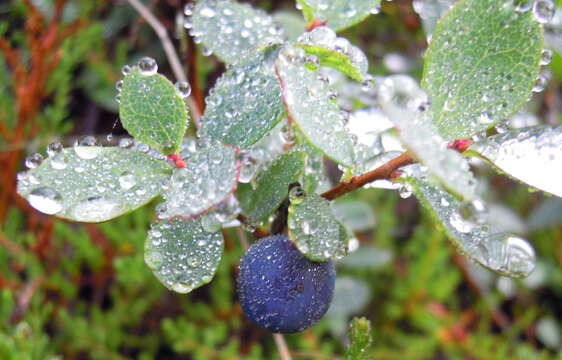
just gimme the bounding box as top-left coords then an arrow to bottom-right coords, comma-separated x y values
199,49 -> 284,148
421,0 -> 544,139
332,200 -> 376,232
119,67 -> 188,154
468,125 -> 562,198
288,192 -> 349,261
412,0 -> 456,39
297,0 -> 382,32
273,11 -> 306,42
17,147 -> 172,222
239,150 -> 306,225
190,0 -> 284,64
161,141 -> 238,218
378,75 -> 476,200
401,165 -> 536,278
297,26 -> 369,81
144,217 -> 224,294
276,47 -> 355,167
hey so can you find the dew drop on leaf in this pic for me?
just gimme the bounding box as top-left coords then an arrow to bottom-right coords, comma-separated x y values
28,187 -> 63,215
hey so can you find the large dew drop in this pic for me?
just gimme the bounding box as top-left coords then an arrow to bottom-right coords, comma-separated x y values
71,196 -> 123,222
28,187 -> 63,215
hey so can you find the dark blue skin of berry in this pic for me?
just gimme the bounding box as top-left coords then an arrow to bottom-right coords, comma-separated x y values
237,235 -> 336,333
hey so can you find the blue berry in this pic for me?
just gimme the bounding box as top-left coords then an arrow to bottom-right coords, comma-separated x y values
237,235 -> 335,333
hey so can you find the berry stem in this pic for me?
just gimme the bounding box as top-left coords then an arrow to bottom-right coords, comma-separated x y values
321,152 -> 414,200
273,333 -> 293,360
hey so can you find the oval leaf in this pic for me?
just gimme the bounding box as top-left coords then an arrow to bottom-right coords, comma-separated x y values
119,68 -> 188,154
145,217 -> 224,293
468,125 -> 562,198
297,26 -> 368,81
421,0 -> 544,139
297,0 -> 381,32
288,192 -> 349,261
239,150 -> 306,225
199,48 -> 284,148
161,141 -> 238,218
190,0 -> 284,64
399,165 -> 536,279
276,47 -> 355,166
17,147 -> 172,222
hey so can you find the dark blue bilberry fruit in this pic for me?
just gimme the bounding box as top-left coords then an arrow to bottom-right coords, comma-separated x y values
237,235 -> 335,333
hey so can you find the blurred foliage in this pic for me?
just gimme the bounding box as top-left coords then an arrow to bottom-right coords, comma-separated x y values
0,0 -> 561,359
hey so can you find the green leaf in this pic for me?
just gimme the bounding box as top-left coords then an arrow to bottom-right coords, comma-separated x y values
161,141 -> 238,218
296,26 -> 369,81
412,0 -> 455,38
273,11 -> 307,42
288,192 -> 349,261
298,0 -> 381,32
332,200 -> 376,232
421,0 -> 544,139
144,217 -> 224,294
345,317 -> 373,360
276,47 -> 355,166
379,75 -> 477,200
190,0 -> 284,64
199,48 -> 284,148
326,277 -> 371,337
399,164 -> 536,278
239,150 -> 306,225
467,125 -> 562,198
119,68 -> 188,154
296,0 -> 315,26
17,147 -> 172,222
297,45 -> 366,81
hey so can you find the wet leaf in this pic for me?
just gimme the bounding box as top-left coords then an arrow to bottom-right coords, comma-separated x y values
273,11 -> 307,42
239,150 -> 306,225
199,48 -> 284,148
412,0 -> 456,38
332,200 -> 376,232
276,48 -> 355,166
297,0 -> 381,32
17,147 -> 172,222
379,75 -> 477,200
144,217 -> 224,294
296,26 -> 368,81
399,164 -> 536,278
119,68 -> 188,154
468,125 -> 562,198
161,141 -> 238,218
422,0 -> 544,139
190,0 -> 284,64
288,192 -> 349,261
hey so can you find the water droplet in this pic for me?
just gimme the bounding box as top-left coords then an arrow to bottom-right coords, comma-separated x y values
46,142 -> 63,157
74,136 -> 99,159
515,0 -> 533,12
175,81 -> 192,98
50,153 -> 67,170
121,65 -> 131,76
399,184 -> 413,199
118,138 -> 133,148
25,153 -> 44,169
199,5 -> 216,18
138,57 -> 158,76
533,74 -> 548,92
119,171 -> 137,190
71,196 -> 123,222
533,0 -> 555,24
28,187 -> 63,215
540,48 -> 553,65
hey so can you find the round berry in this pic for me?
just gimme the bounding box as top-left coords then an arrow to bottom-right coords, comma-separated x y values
237,235 -> 335,333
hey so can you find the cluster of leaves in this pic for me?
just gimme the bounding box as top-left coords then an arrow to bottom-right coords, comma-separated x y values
3,0 -> 562,357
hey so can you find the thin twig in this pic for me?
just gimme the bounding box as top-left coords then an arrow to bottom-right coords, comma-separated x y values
321,152 -> 414,201
273,333 -> 293,360
126,0 -> 202,122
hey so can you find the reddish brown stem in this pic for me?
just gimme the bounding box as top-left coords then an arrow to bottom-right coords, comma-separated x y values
321,152 -> 414,200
